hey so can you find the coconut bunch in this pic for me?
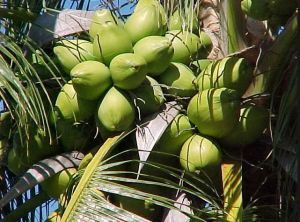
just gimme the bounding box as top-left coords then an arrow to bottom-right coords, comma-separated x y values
146,62 -> 269,201
186,56 -> 269,145
3,0 -> 270,218
51,0 -> 268,201
50,0 -> 215,142
241,0 -> 297,27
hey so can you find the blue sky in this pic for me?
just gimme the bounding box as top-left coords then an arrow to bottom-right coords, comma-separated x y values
64,0 -> 134,14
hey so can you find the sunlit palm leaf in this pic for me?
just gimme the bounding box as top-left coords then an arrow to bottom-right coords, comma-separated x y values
28,9 -> 94,47
136,101 -> 181,175
62,146 -> 224,221
0,36 -> 59,142
60,134 -> 125,221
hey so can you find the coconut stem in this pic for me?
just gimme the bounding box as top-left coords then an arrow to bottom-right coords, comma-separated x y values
222,161 -> 243,222
219,0 -> 248,56
61,134 -> 123,222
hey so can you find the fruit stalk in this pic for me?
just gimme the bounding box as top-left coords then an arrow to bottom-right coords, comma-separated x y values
61,134 -> 123,222
220,0 -> 248,55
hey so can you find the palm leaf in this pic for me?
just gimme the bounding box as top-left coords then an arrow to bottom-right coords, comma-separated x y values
62,147 -> 224,221
60,102 -> 224,221
0,151 -> 83,210
273,62 -> 297,181
221,161 -> 243,222
136,101 -> 181,175
219,0 -> 247,55
28,9 -> 94,47
60,134 -> 125,221
1,191 -> 50,222
162,192 -> 192,222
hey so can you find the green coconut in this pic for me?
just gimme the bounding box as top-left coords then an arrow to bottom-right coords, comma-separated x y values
95,114 -> 117,141
14,128 -> 57,162
41,168 -> 77,199
241,0 -> 271,21
110,53 -> 147,90
89,9 -> 123,41
125,4 -> 166,44
198,31 -> 213,59
97,87 -> 135,132
221,105 -> 269,147
55,81 -> 97,122
93,23 -> 133,65
56,119 -> 91,152
131,76 -> 165,117
168,9 -> 199,33
165,30 -> 201,64
133,36 -> 174,76
180,134 -> 222,173
134,0 -> 165,12
158,62 -> 197,97
0,139 -> 7,163
8,127 -> 58,175
191,59 -> 213,75
70,61 -> 112,101
0,112 -> 12,138
168,9 -> 183,30
53,39 -> 96,74
7,147 -> 27,176
187,88 -> 240,138
133,0 -> 167,31
196,57 -> 253,95
156,114 -> 194,155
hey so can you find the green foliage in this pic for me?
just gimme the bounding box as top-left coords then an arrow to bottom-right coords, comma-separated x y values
0,0 -> 297,221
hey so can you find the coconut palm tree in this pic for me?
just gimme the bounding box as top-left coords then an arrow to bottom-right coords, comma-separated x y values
0,0 -> 298,221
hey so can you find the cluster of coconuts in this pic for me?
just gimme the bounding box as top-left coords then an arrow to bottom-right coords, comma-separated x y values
156,56 -> 269,175
51,0 -> 215,153
54,0 -> 271,218
2,0 -> 272,219
241,0 -> 297,26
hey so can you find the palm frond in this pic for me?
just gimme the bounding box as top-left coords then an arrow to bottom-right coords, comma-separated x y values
1,191 -> 50,222
62,146 -> 225,221
135,101 -> 181,175
0,151 -> 83,210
